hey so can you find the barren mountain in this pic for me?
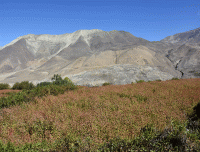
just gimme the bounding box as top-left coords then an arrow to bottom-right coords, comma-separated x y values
0,28 -> 199,87
161,27 -> 200,79
161,27 -> 200,45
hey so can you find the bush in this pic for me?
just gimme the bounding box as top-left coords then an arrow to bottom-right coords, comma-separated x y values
102,82 -> 111,86
0,84 -> 79,109
0,90 -> 36,108
64,77 -> 73,84
36,81 -> 53,87
171,77 -> 180,80
33,84 -> 65,97
51,74 -> 63,82
136,80 -> 145,83
12,82 -> 20,90
52,79 -> 73,86
0,83 -> 10,90
155,79 -> 162,81
12,81 -> 35,90
0,75 -> 79,109
51,74 -> 76,88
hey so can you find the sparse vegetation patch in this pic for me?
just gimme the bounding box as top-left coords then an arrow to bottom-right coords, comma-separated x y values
136,80 -> 145,83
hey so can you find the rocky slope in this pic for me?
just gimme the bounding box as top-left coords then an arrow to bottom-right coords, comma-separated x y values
0,28 -> 199,87
161,27 -> 200,79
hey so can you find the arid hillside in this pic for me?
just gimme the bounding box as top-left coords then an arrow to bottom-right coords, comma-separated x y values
0,28 -> 200,88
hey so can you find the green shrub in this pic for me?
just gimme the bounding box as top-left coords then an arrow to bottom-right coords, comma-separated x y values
36,81 -> 53,87
155,79 -> 161,81
92,85 -> 99,88
12,81 -> 35,90
52,80 -> 64,86
33,84 -> 66,97
0,75 -> 79,109
171,78 -> 179,80
50,74 -> 76,88
62,82 -> 78,91
0,83 -> 10,90
102,82 -> 111,86
12,82 -> 20,90
52,79 -> 74,86
0,90 -> 36,108
0,85 -> 66,108
136,80 -> 145,83
33,83 -> 78,97
64,77 -> 73,83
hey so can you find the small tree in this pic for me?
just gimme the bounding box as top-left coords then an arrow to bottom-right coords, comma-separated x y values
51,74 -> 76,88
51,74 -> 63,86
64,77 -> 73,83
51,74 -> 63,81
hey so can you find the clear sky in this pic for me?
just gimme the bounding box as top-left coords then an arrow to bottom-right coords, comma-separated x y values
0,0 -> 200,47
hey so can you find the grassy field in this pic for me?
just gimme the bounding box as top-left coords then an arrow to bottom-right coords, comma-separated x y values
0,75 -> 199,151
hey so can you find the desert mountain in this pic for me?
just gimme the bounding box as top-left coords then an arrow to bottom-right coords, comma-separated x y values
161,27 -> 200,45
161,27 -> 200,79
0,28 -> 199,87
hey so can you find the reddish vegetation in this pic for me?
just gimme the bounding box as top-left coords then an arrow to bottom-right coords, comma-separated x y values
0,78 -> 199,150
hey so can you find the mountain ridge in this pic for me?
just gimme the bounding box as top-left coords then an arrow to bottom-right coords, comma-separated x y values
0,28 -> 199,87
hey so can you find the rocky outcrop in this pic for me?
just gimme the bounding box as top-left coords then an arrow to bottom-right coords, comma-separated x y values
63,64 -> 181,87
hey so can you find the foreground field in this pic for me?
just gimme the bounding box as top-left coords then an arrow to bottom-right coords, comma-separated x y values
0,77 -> 200,151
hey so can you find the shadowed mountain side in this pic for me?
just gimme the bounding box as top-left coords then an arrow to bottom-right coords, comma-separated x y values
0,39 -> 35,73
56,36 -> 93,60
34,56 -> 69,73
144,41 -> 180,56
161,27 -> 200,78
166,44 -> 200,78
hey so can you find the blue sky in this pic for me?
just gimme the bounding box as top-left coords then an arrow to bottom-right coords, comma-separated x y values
0,0 -> 200,47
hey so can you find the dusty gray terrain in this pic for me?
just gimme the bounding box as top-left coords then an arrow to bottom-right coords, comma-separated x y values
0,28 -> 199,87
161,27 -> 200,79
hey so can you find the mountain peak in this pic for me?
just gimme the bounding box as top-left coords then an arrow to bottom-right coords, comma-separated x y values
160,27 -> 200,44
